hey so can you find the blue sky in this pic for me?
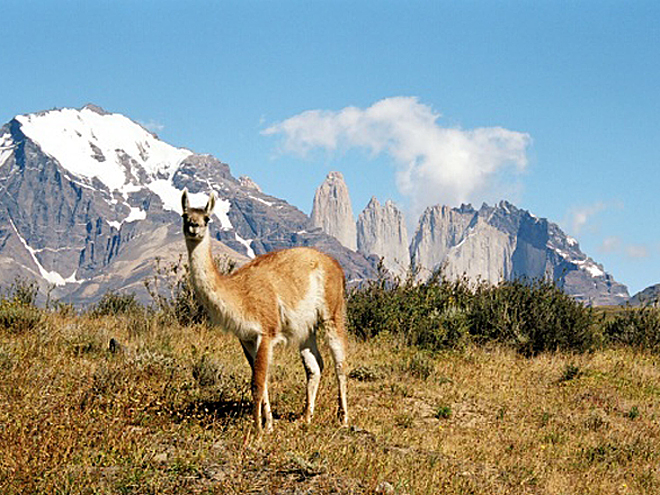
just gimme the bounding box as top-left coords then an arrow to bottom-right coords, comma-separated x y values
1,1 -> 658,295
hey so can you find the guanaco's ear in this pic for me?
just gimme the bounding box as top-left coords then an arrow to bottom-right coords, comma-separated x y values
181,189 -> 190,214
205,193 -> 216,216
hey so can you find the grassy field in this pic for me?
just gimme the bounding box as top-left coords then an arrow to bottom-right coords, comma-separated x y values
2,309 -> 660,494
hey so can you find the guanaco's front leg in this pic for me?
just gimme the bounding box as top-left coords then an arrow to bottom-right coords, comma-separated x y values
251,336 -> 272,433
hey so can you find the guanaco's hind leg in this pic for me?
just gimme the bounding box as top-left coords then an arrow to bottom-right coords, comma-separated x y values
324,317 -> 349,426
299,332 -> 324,423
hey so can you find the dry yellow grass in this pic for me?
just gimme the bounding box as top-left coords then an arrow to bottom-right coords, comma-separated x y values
1,312 -> 660,494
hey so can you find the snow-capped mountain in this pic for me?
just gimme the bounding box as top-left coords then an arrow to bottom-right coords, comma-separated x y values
0,105 -> 376,303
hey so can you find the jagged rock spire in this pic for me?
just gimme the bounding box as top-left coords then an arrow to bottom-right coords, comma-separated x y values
357,196 -> 410,276
311,171 -> 357,250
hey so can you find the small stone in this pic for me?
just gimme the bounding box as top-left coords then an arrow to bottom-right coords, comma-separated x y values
108,338 -> 122,354
375,481 -> 395,494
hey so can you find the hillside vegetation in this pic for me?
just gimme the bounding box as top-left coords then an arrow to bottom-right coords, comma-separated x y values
1,271 -> 660,494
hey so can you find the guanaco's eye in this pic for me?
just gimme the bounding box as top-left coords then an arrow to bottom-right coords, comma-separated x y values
204,216 -> 210,225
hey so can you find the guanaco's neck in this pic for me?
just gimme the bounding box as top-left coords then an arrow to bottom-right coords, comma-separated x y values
186,233 -> 216,277
186,233 -> 241,316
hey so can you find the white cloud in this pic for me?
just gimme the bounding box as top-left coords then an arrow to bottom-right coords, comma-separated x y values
568,202 -> 606,235
599,236 -> 621,253
263,97 -> 531,216
597,235 -> 651,261
139,119 -> 165,133
626,244 -> 649,259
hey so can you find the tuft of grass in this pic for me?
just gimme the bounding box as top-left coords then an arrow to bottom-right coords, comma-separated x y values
559,363 -> 581,382
191,351 -> 222,388
348,365 -> 382,382
625,406 -> 640,420
435,405 -> 452,419
403,351 -> 435,380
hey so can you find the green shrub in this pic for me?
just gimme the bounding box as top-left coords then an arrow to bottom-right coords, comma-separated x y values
603,306 -> 660,352
90,291 -> 143,317
469,278 -> 600,355
0,299 -> 44,333
347,268 -> 472,350
347,267 -> 600,355
435,405 -> 452,419
0,277 -> 44,333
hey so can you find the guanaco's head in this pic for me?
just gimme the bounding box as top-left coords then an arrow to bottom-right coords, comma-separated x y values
181,189 -> 216,243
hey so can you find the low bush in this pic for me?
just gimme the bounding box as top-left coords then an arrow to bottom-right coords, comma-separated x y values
0,299 -> 44,333
90,291 -> 143,317
469,278 -> 600,355
6,277 -> 39,306
143,255 -> 234,327
348,268 -> 600,355
603,306 -> 660,352
347,268 -> 473,350
0,277 -> 44,333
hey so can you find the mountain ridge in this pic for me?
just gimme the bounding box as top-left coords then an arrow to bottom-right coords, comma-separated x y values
0,104 -> 639,306
312,174 -> 630,306
0,105 -> 376,304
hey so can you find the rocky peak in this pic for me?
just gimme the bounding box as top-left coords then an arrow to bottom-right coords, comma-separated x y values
357,196 -> 409,276
311,171 -> 357,250
81,103 -> 111,115
238,175 -> 262,192
409,201 -> 629,305
630,284 -> 660,307
410,204 -> 476,274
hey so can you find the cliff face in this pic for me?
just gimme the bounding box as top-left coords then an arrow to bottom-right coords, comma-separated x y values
311,171 -> 357,251
357,197 -> 409,276
305,167 -> 629,305
410,201 -> 629,306
408,204 -> 476,276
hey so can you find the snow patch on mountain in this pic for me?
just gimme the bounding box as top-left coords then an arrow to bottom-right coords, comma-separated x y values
16,106 -> 192,191
235,233 -> 256,258
250,195 -> 273,207
148,179 -> 232,229
574,259 -> 605,278
9,218 -> 82,286
0,132 -> 14,167
108,206 -> 147,230
549,241 -> 606,278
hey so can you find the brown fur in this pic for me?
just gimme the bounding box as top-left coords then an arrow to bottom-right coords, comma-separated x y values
181,190 -> 349,432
